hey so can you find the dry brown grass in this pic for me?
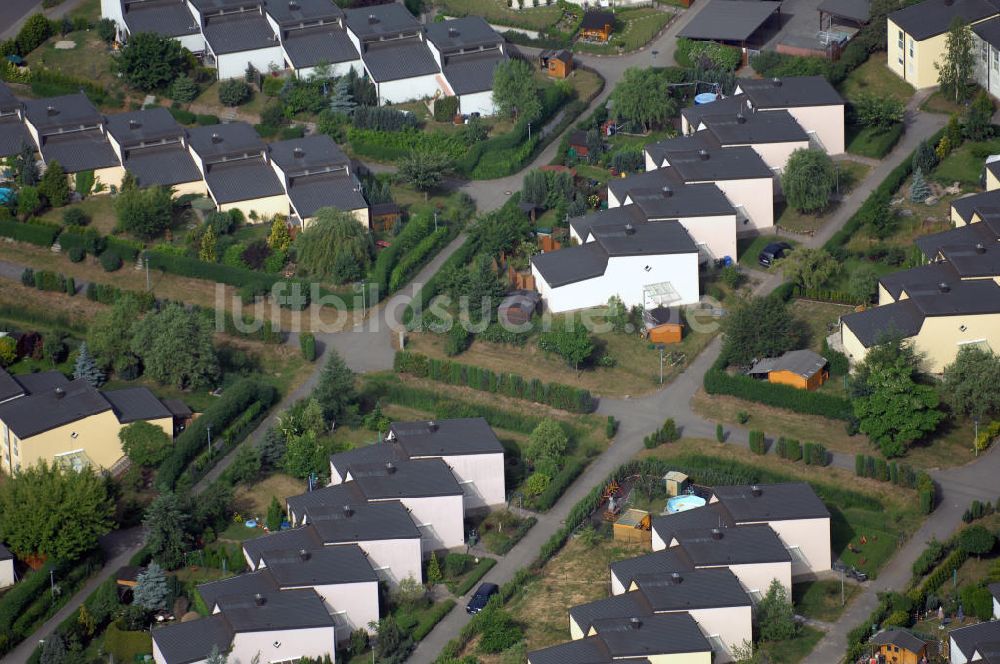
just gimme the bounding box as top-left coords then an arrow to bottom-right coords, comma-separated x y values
232,473 -> 307,516
0,280 -> 103,323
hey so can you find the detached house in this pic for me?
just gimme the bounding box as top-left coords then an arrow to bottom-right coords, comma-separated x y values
264,0 -> 361,79
152,589 -> 335,664
949,620 -> 1000,664
100,0 -> 204,53
22,94 -> 124,189
0,82 -> 30,159
104,108 -> 208,196
426,17 -> 508,116
693,109 -> 810,171
189,0 -> 283,80
187,122 -> 288,218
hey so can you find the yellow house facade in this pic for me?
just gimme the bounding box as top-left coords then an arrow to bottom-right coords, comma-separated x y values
887,0 -> 999,89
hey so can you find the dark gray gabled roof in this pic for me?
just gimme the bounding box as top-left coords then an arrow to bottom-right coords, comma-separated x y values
975,15 -> 1000,48
842,300 -> 924,347
306,500 -> 422,542
644,133 -> 716,167
633,567 -> 751,610
531,241 -> 609,288
281,25 -> 360,67
890,0 -> 998,41
680,94 -> 748,131
528,635 -> 615,664
0,378 -> 111,439
677,0 -> 781,42
243,525 -> 324,566
442,50 -> 507,95
269,134 -> 350,174
916,223 -> 1000,278
738,76 -> 846,109
990,582 -> 1000,601
712,483 -> 830,522
123,0 -> 201,37
0,368 -> 26,403
0,81 -> 20,114
345,3 -> 421,38
664,146 -> 774,182
286,481 -> 364,518
700,109 -> 809,145
580,10 -> 614,30
950,621 -> 1000,658
591,220 -> 698,257
260,543 -> 377,586
607,168 -> 676,203
215,588 -> 335,632
349,458 -> 464,499
330,442 -> 402,479
569,592 -> 653,635
746,350 -> 828,381
651,503 -> 733,547
0,117 -> 32,159
198,570 -> 278,610
592,613 -> 711,657
878,262 -> 960,301
39,130 -> 121,173
569,206 -> 646,242
287,173 -> 368,218
0,542 -> 12,561
389,417 -> 504,456
426,16 -> 502,51
203,12 -> 279,54
909,279 -> 1000,316
205,158 -> 286,204
14,370 -> 69,394
670,524 -> 792,566
124,144 -> 204,187
817,0 -> 870,22
103,387 -> 172,423
187,122 -> 265,159
628,182 -> 735,219
23,94 -> 102,133
872,629 -> 929,654
951,190 -> 1000,223
104,108 -> 184,146
151,614 -> 233,664
362,38 -> 440,82
264,0 -> 343,24
610,548 -> 692,591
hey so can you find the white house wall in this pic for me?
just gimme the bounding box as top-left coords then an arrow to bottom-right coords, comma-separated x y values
0,559 -> 13,588
737,518 -> 832,577
296,59 -> 363,80
746,140 -> 809,171
993,595 -> 999,619
178,33 -> 207,54
533,252 -> 700,314
780,106 -> 845,155
294,580 -> 379,637
218,193 -> 289,219
712,177 -> 774,232
348,537 -> 423,587
101,0 -> 125,31
610,568 -> 629,596
458,90 -> 497,116
950,636 -> 970,664
375,74 -> 442,105
229,626 -> 336,664
390,494 -> 465,551
724,561 -> 792,597
670,213 -> 737,263
217,46 -> 285,80
682,605 -> 753,664
426,452 -> 506,509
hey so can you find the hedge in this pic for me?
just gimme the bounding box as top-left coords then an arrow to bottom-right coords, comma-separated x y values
413,600 -> 457,641
85,282 -> 156,310
749,430 -> 766,455
776,437 -> 802,462
394,351 -> 596,413
59,227 -> 106,255
792,286 -> 865,306
103,623 -> 152,662
530,457 -> 589,511
803,442 -> 829,466
906,548 -> 968,608
453,558 -> 498,596
704,360 -> 852,420
403,233 -> 478,326
0,219 -> 60,246
156,378 -> 276,489
389,227 -> 452,292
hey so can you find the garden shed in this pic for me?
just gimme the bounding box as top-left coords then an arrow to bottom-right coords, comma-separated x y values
663,471 -> 689,497
746,349 -> 829,390
498,290 -> 540,326
579,11 -> 615,42
642,306 -> 684,344
540,49 -> 573,78
870,628 -> 931,664
613,508 -> 652,545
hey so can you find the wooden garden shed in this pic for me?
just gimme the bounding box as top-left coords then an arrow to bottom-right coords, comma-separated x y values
540,49 -> 573,78
642,306 -> 684,345
870,629 -> 930,664
580,11 -> 615,42
614,509 -> 652,545
664,471 -> 689,497
747,349 -> 829,391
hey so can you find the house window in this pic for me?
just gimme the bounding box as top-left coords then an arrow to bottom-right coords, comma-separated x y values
897,29 -> 903,49
908,38 -> 914,59
993,48 -> 998,71
983,42 -> 990,62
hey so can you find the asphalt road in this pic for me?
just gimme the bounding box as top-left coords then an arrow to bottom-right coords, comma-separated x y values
0,0 -> 44,39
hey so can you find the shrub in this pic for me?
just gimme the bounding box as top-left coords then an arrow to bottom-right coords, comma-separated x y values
716,423 -> 725,442
68,246 -> 85,262
444,324 -> 471,356
434,96 -> 460,122
606,416 -> 618,439
0,219 -> 60,246
749,431 -> 766,455
99,250 -> 123,272
300,332 -> 316,362
196,114 -> 219,126
218,79 -> 252,106
62,208 -> 89,226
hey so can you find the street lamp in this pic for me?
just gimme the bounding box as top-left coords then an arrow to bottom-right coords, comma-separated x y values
651,50 -> 659,64
656,344 -> 666,384
206,425 -> 212,459
528,122 -> 532,141
356,280 -> 367,316
974,417 -> 980,457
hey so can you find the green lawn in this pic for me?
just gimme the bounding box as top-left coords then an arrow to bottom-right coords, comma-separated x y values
846,123 -> 904,159
793,580 -> 861,622
434,0 -> 564,29
776,161 -> 872,234
27,31 -> 120,96
737,234 -> 799,268
838,54 -> 915,104
921,89 -> 972,115
830,505 -> 901,578
933,138 -> 1000,186
758,626 -> 825,663
37,196 -> 117,236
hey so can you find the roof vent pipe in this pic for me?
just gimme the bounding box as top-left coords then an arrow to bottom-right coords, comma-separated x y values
772,77 -> 782,87
343,504 -> 353,517
128,119 -> 140,129
711,528 -> 723,540
939,282 -> 951,293
736,112 -> 746,124
254,593 -> 266,606
368,13 -> 378,23
55,387 -> 65,399
624,223 -> 636,235
751,485 -> 762,497
47,105 -> 57,116
976,242 -> 987,254
661,186 -> 673,197
698,149 -> 709,160
385,461 -> 396,474
299,549 -> 310,561
670,572 -> 682,584
293,147 -> 304,157
211,132 -> 221,143
629,617 -> 642,629
428,421 -> 438,431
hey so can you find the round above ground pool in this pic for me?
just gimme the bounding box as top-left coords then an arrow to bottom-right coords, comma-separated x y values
694,92 -> 719,105
666,494 -> 707,513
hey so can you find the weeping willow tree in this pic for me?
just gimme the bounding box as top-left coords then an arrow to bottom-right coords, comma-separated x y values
294,207 -> 374,283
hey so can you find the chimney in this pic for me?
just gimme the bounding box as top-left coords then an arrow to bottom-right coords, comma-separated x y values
772,77 -> 782,87
698,149 -> 709,160
670,572 -> 682,584
428,421 -> 438,432
288,0 -> 299,7
751,485 -> 762,497
299,549 -> 310,561
54,387 -> 65,399
624,223 -> 636,235
711,527 -> 723,540
976,242 -> 986,254
128,118 -> 140,129
368,13 -> 378,23
343,504 -> 353,517
939,282 -> 951,293
46,105 -> 57,116
736,112 -> 746,124
661,186 -> 673,197
293,146 -> 305,158
254,593 -> 266,606
629,617 -> 642,630
448,27 -> 458,37
211,132 -> 221,144
385,461 -> 396,474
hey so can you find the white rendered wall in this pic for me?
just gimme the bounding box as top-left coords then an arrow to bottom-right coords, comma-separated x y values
229,626 -> 335,664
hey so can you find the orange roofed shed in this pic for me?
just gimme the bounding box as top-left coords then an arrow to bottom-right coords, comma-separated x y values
747,349 -> 829,390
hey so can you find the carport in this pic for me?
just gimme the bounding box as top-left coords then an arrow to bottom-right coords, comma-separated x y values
678,0 -> 783,50
817,0 -> 870,26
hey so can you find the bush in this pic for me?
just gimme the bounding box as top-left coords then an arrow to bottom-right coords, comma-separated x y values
68,246 -> 85,262
62,208 -> 89,226
196,114 -> 220,126
434,96 -> 460,122
716,423 -> 724,442
300,332 -> 316,362
0,219 -> 60,246
606,416 -> 618,439
168,107 -> 196,124
749,431 -> 766,455
99,250 -> 123,272
218,79 -> 252,106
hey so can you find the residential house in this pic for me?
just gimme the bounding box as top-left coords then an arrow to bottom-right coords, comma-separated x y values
0,81 -> 30,159
344,4 -> 440,105
531,219 -> 701,313
263,0 -> 362,79
871,629 -> 931,664
0,543 -> 14,588
186,122 -> 289,218
540,49 -> 573,78
974,16 -> 1000,98
268,134 -> 369,227
951,189 -> 1000,226
609,547 -> 692,595
746,350 -> 830,391
0,369 -> 174,473
529,613 -> 713,664
100,0 -> 204,53
949,619 -> 1000,664
22,94 -> 125,189
598,180 -> 738,262
104,108 -> 208,196
242,500 -> 423,586
152,588 -> 335,664
198,544 -> 379,638
188,0 -> 284,80
426,17 -> 508,116
643,138 -> 776,232
888,0 -> 998,90
692,109 -> 810,171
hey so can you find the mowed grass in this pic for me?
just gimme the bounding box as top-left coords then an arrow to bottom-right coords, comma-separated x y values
434,0 -> 563,30
793,579 -> 862,623
758,626 -> 824,663
232,473 -> 307,517
838,54 -> 915,104
933,138 -> 1000,187
789,299 -> 855,352
36,196 -> 117,235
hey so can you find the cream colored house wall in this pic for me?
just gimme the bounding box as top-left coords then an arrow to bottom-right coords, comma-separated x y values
737,518 -> 832,576
351,537 -> 423,588
952,204 -> 969,226
726,140 -> 807,171
229,626 -> 335,664
878,283 -> 896,306
219,194 -> 290,220
683,605 -> 753,664
171,179 -> 210,198
887,18 -> 982,89
713,177 -> 774,232
648,653 -> 713,664
570,614 -> 585,640
0,558 -> 14,588
783,105 -> 846,155
989,167 -> 1000,191
303,206 -> 370,230
841,321 -> 870,365
913,312 -> 1000,372
93,165 -> 125,191
722,561 -> 791,596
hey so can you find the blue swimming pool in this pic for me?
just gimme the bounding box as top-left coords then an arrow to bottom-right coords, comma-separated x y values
666,494 -> 707,514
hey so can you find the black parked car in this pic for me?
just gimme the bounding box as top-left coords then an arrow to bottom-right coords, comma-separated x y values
758,242 -> 792,267
466,582 -> 499,614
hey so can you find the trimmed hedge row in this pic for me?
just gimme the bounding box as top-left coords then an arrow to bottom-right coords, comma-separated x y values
906,548 -> 968,608
157,378 -> 276,489
530,457 -> 589,512
394,351 -> 595,413
403,233 -> 477,326
792,286 -> 866,306
0,219 -> 60,246
370,212 -> 443,294
453,558 -> 498,596
775,437 -> 802,461
413,600 -> 457,642
389,226 -> 453,292
749,430 -> 766,454
490,517 -> 537,556
704,360 -> 852,420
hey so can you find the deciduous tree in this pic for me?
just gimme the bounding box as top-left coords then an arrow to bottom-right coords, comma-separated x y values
88,293 -> 144,374
398,149 -> 452,198
491,58 -> 541,121
937,17 -> 975,103
942,346 -> 1000,419
756,579 -> 797,641
115,184 -> 174,239
721,296 -> 801,366
120,421 -> 171,467
526,419 -> 569,468
782,148 -> 837,213
538,319 -> 594,370
295,207 -> 373,280
776,247 -> 839,291
966,90 -> 995,141
611,67 -> 676,132
38,160 -> 70,207
116,32 -> 186,91
130,304 -> 220,389
17,185 -> 41,220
